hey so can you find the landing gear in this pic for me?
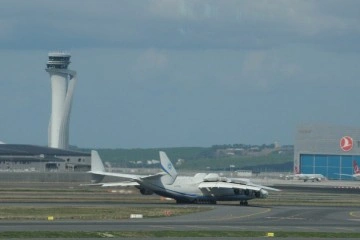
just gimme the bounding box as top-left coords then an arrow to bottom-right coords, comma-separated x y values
176,199 -> 190,204
175,199 -> 216,204
240,200 -> 248,206
194,199 -> 217,204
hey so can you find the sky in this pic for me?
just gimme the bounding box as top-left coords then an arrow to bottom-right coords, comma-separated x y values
0,0 -> 360,148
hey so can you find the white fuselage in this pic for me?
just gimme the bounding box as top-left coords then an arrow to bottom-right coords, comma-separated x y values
287,173 -> 324,182
137,175 -> 261,203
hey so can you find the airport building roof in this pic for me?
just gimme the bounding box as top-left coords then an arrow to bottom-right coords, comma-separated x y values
0,144 -> 90,157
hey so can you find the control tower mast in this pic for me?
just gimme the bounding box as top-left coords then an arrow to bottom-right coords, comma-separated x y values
45,52 -> 77,149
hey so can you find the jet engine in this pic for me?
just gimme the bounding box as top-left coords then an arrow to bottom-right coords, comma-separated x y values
203,173 -> 227,182
255,189 -> 268,199
139,188 -> 154,195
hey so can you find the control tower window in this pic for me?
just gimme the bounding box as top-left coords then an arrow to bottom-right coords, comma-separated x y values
49,56 -> 70,61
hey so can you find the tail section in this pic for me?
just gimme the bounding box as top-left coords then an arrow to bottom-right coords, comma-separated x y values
353,160 -> 360,174
90,150 -> 106,183
91,150 -> 105,173
159,151 -> 178,183
294,166 -> 300,174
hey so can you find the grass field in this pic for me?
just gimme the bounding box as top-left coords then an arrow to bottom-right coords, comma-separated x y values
1,230 -> 360,238
0,206 -> 210,221
0,182 -> 359,238
0,182 -> 360,219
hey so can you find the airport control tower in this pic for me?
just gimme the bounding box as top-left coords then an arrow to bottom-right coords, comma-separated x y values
45,52 -> 77,149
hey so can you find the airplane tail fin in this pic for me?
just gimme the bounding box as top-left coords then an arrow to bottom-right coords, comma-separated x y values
159,151 -> 178,183
294,166 -> 300,174
90,150 -> 105,183
91,150 -> 105,172
353,160 -> 360,174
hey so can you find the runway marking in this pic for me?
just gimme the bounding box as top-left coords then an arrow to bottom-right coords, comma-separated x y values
222,225 -> 247,230
348,219 -> 360,221
296,226 -> 322,232
266,216 -> 304,220
334,227 -> 355,232
207,208 -> 272,221
349,211 -> 360,218
258,226 -> 284,231
97,232 -> 114,238
150,225 -> 174,230
185,225 -> 210,230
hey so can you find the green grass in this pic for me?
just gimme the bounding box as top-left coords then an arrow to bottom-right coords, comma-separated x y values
179,154 -> 292,170
0,206 -> 210,220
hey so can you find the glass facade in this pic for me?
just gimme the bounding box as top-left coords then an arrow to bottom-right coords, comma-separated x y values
49,56 -> 70,61
46,64 -> 68,69
47,53 -> 71,70
300,154 -> 359,180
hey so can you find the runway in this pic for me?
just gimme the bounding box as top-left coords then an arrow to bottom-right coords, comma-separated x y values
0,204 -> 359,233
0,180 -> 360,239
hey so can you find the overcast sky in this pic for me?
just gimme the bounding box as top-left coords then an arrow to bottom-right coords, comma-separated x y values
0,0 -> 360,148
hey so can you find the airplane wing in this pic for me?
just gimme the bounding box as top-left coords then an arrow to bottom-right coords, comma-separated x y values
140,172 -> 167,180
227,177 -> 252,185
98,181 -> 140,187
335,173 -> 354,177
248,183 -> 281,192
198,181 -> 280,192
90,170 -> 144,180
91,170 -> 144,180
199,182 -> 261,191
218,177 -> 280,191
81,181 -> 140,187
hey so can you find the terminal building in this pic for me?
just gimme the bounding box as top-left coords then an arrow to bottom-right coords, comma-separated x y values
0,144 -> 90,172
294,124 -> 360,180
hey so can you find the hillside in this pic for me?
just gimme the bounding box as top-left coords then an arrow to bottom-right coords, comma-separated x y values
78,144 -> 294,172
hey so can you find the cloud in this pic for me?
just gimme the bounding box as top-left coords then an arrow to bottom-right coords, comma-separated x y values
239,49 -> 303,91
0,0 -> 358,51
132,49 -> 168,81
0,20 -> 12,39
0,0 -> 360,148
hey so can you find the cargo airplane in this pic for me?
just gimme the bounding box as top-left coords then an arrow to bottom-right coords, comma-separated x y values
90,150 -> 280,205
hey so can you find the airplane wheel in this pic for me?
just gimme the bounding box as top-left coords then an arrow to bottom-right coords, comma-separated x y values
240,201 -> 248,206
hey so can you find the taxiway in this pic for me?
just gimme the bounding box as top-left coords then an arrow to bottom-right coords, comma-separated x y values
0,204 -> 359,233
